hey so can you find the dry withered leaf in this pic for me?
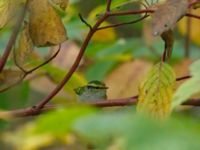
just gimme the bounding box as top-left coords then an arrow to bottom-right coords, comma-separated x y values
0,69 -> 24,92
28,0 -> 67,47
161,29 -> 174,60
105,60 -> 152,99
0,0 -> 10,29
49,0 -> 69,11
14,22 -> 34,68
152,0 -> 188,36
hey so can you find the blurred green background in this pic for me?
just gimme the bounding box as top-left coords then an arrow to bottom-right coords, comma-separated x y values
0,0 -> 200,149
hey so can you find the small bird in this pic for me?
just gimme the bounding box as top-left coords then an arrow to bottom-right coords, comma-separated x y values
74,80 -> 108,102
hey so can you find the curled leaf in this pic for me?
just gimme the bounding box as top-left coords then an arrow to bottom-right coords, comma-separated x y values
14,22 -> 34,68
28,0 -> 67,47
137,62 -> 176,119
152,0 -> 188,36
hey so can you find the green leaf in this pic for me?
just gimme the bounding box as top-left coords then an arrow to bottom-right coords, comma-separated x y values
85,61 -> 116,81
172,59 -> 200,109
34,106 -> 96,136
41,64 -> 87,99
73,110 -> 200,150
0,81 -> 29,109
137,62 -> 176,119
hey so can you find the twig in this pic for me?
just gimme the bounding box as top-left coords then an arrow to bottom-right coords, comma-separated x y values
0,45 -> 62,93
26,45 -> 61,74
97,15 -> 149,30
0,0 -> 197,118
176,75 -> 191,81
34,14 -> 110,111
78,14 -> 93,30
106,0 -> 112,12
2,97 -> 200,119
0,1 -> 28,72
186,13 -> 200,20
0,75 -> 191,118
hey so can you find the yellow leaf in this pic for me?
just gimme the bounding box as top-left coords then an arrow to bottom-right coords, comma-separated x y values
87,7 -> 116,43
0,0 -> 10,28
137,62 -> 176,119
92,22 -> 116,43
14,22 -> 34,68
178,9 -> 200,46
3,123 -> 54,150
49,0 -> 69,11
0,69 -> 24,92
28,0 -> 67,47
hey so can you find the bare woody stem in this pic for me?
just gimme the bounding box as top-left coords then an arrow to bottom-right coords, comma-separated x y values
0,2 -> 28,73
34,1 -> 199,111
0,0 -> 198,118
35,14 -> 109,110
2,97 -> 200,118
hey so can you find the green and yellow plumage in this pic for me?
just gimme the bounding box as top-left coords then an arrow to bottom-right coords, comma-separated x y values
74,80 -> 108,102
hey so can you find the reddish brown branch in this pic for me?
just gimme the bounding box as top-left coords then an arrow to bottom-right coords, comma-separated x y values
0,2 -> 28,73
32,1 -> 198,112
106,0 -> 112,12
97,15 -> 149,30
0,75 -> 192,118
186,13 -> 200,19
34,14 -> 109,111
1,97 -> 200,119
0,0 -> 197,118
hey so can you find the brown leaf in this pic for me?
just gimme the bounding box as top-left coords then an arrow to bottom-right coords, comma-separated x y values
0,69 -> 24,92
152,0 -> 188,36
28,0 -> 67,47
49,0 -> 69,11
105,60 -> 152,99
0,0 -> 10,29
14,22 -> 34,68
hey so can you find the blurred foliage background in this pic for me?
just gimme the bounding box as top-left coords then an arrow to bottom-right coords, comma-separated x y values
0,0 -> 200,149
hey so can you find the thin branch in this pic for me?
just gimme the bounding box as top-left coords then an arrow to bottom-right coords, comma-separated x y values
92,96 -> 138,107
0,2 -> 28,73
186,13 -> 200,20
78,14 -> 92,30
106,0 -> 112,12
1,45 -> 61,93
2,97 -> 200,119
176,75 -> 191,81
26,45 -> 61,74
34,14 -> 109,111
1,0 -> 197,117
97,15 -> 149,30
0,74 -> 190,118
